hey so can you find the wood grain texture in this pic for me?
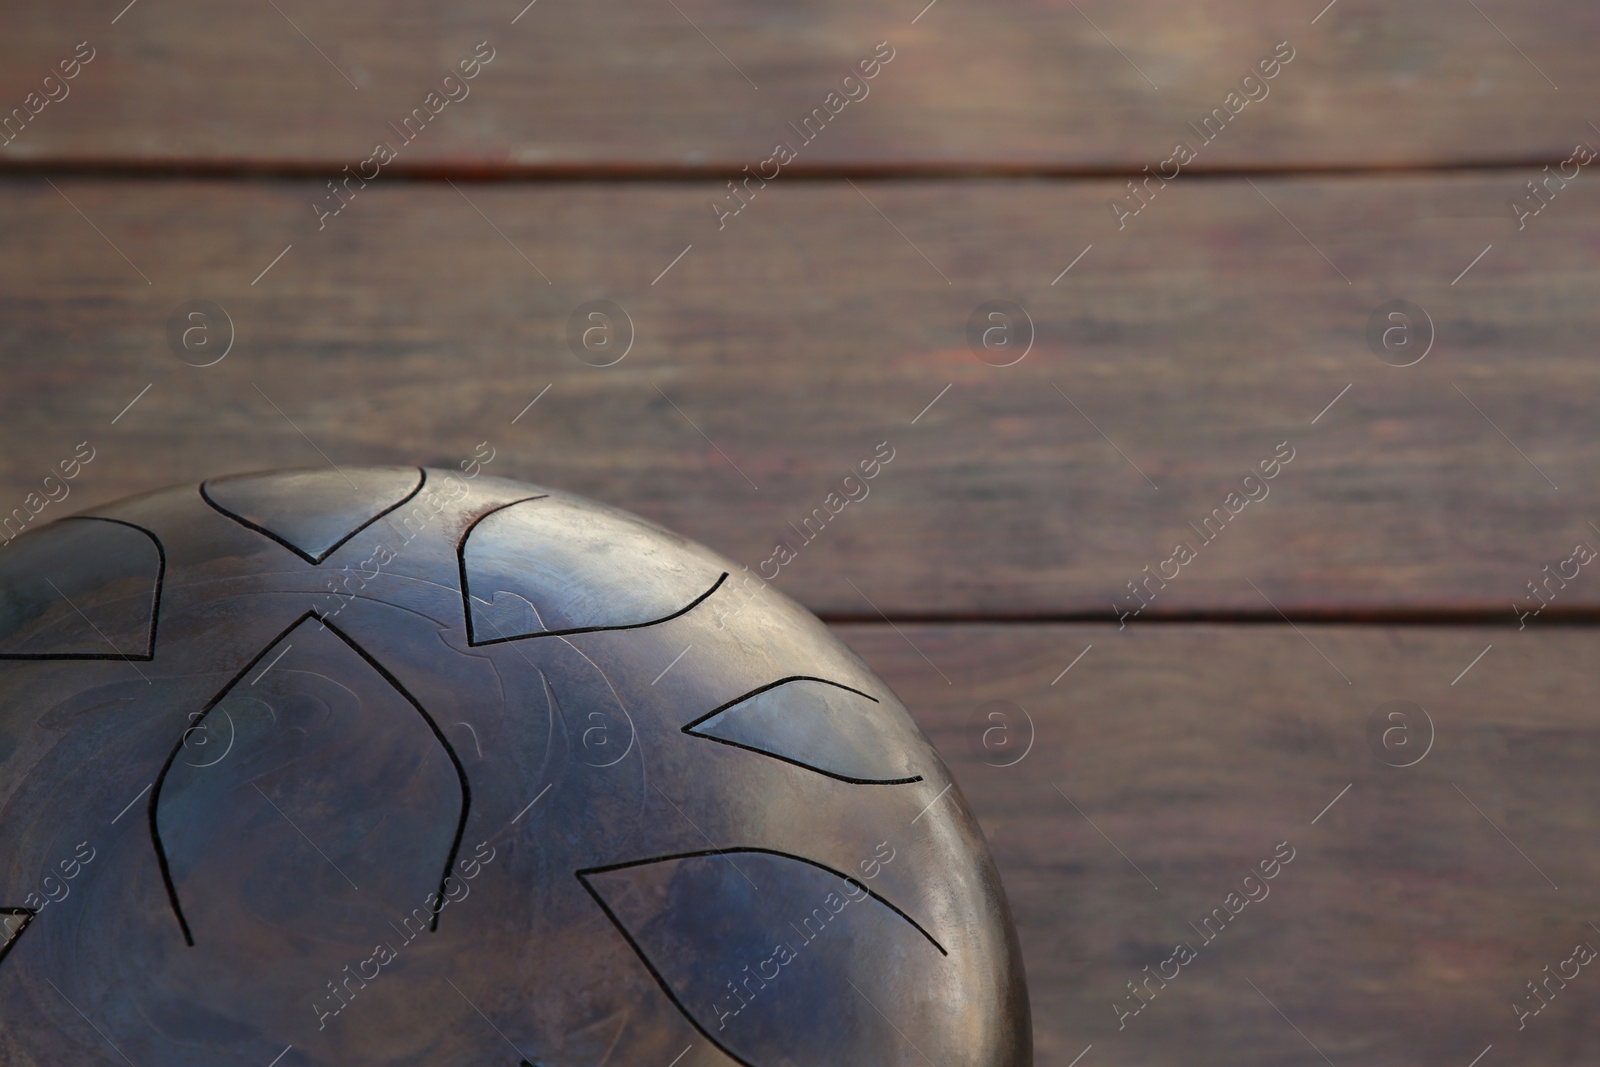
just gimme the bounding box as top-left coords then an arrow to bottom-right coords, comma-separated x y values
2,174 -> 1596,619
845,622 -> 1600,1067
0,0 -> 1595,171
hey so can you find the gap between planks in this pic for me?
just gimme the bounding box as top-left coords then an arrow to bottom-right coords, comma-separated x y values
0,156 -> 1579,185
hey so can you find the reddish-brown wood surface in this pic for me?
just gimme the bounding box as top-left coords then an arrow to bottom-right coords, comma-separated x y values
0,0 -> 1596,171
851,623 -> 1600,1067
3,0 -> 1599,1060
1,176 -> 1595,619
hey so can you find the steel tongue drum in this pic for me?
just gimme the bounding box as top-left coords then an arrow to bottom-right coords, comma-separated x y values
0,467 -> 1031,1067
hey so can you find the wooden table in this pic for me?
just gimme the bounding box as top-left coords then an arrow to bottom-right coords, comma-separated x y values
3,0 -> 1598,1062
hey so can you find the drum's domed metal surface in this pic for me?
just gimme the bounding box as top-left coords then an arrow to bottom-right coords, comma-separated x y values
0,468 -> 1032,1067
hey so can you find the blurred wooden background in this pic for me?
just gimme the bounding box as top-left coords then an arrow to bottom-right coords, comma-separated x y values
3,0 -> 1599,1062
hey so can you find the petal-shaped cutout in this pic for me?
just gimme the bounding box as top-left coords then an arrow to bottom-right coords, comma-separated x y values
0,517 -> 164,659
0,908 -> 33,967
151,614 -> 468,947
460,496 -> 725,645
579,849 -> 944,1067
685,678 -> 922,785
201,466 -> 423,564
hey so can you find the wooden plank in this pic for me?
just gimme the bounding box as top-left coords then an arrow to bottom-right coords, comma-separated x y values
840,622 -> 1600,1067
0,0 -> 1595,170
0,174 -> 1596,618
